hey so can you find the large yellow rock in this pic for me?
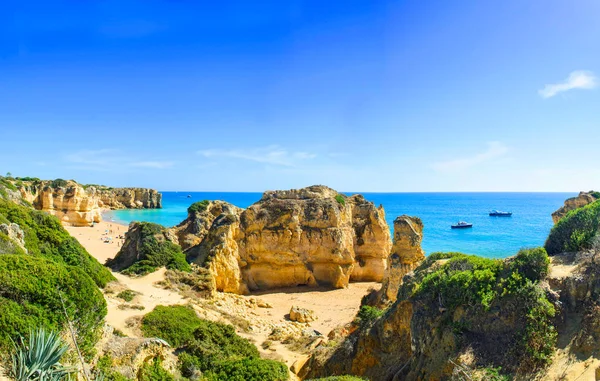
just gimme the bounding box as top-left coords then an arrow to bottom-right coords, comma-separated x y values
184,185 -> 392,293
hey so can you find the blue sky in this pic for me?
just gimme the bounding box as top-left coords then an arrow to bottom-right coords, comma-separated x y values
1,0 -> 599,192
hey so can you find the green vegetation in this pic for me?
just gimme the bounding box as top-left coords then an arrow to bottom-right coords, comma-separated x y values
15,176 -> 41,182
0,198 -> 115,287
545,200 -> 600,254
188,200 -> 211,214
412,249 -> 555,372
95,355 -> 131,381
0,177 -> 18,191
354,305 -> 385,328
120,222 -> 190,275
141,305 -> 202,347
9,328 -> 75,381
307,377 -> 367,381
116,290 -> 136,302
138,358 -> 175,381
141,305 -> 288,381
335,194 -> 345,206
50,178 -> 68,188
202,358 -> 289,381
0,255 -> 107,356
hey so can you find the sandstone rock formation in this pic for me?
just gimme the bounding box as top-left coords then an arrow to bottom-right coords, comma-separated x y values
97,326 -> 176,379
552,191 -> 599,224
115,185 -> 393,294
196,186 -> 391,293
376,215 -> 425,305
0,222 -> 27,253
289,306 -> 317,323
170,201 -> 243,252
236,186 -> 392,291
11,179 -> 161,226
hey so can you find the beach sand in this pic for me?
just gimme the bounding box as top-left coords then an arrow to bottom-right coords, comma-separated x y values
65,220 -> 377,373
65,221 -> 185,336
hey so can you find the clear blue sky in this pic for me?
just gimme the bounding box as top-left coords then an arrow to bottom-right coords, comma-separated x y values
1,1 -> 599,192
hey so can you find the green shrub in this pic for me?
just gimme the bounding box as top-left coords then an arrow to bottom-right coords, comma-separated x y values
143,305 -> 282,379
0,177 -> 17,191
0,255 -> 107,357
354,305 -> 384,328
545,200 -> 600,254
141,305 -> 202,347
96,355 -> 132,381
335,194 -> 345,206
50,178 -> 68,188
306,377 -> 367,381
0,198 -> 115,287
411,250 -> 556,371
179,320 -> 260,375
138,357 -> 175,381
16,177 -> 41,182
116,290 -> 136,302
415,254 -> 502,310
188,200 -> 210,215
509,247 -> 549,283
119,222 -> 190,275
203,358 -> 289,381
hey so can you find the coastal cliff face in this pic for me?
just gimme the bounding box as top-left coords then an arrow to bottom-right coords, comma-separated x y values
552,191 -> 599,224
306,250 -> 557,381
9,179 -> 161,226
113,185 -> 393,293
237,186 -> 392,290
375,215 -> 425,305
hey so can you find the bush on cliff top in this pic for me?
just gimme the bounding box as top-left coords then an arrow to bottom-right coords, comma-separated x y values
188,200 -> 211,215
413,248 -> 555,372
0,198 -> 115,287
0,254 -> 107,357
544,200 -> 600,255
141,305 -> 288,381
120,222 -> 191,275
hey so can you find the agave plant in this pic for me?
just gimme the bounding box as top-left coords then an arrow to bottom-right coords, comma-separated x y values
9,328 -> 76,381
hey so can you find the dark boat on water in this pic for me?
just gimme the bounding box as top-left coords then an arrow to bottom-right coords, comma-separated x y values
489,210 -> 512,217
451,221 -> 473,229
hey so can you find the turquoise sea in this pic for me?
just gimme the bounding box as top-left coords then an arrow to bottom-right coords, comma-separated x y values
107,192 -> 574,258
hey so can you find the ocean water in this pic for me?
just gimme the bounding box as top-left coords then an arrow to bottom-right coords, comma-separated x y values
107,192 -> 574,258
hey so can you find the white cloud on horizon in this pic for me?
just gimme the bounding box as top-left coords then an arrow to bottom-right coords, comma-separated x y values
197,145 -> 317,167
431,141 -> 509,173
538,70 -> 598,98
64,149 -> 174,171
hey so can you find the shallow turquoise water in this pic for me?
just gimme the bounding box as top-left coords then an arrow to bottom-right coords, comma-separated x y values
107,192 -> 573,258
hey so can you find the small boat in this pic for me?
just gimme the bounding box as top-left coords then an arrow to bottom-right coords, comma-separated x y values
187,194 -> 192,198
451,221 -> 473,229
489,210 -> 512,217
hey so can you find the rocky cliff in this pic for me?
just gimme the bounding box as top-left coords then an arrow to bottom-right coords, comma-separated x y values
112,185 -> 393,293
7,178 -> 161,226
372,215 -> 425,306
305,249 -> 558,380
552,191 -> 599,224
237,186 -> 392,291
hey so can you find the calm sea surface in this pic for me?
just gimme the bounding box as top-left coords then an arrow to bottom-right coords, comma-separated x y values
107,192 -> 574,258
